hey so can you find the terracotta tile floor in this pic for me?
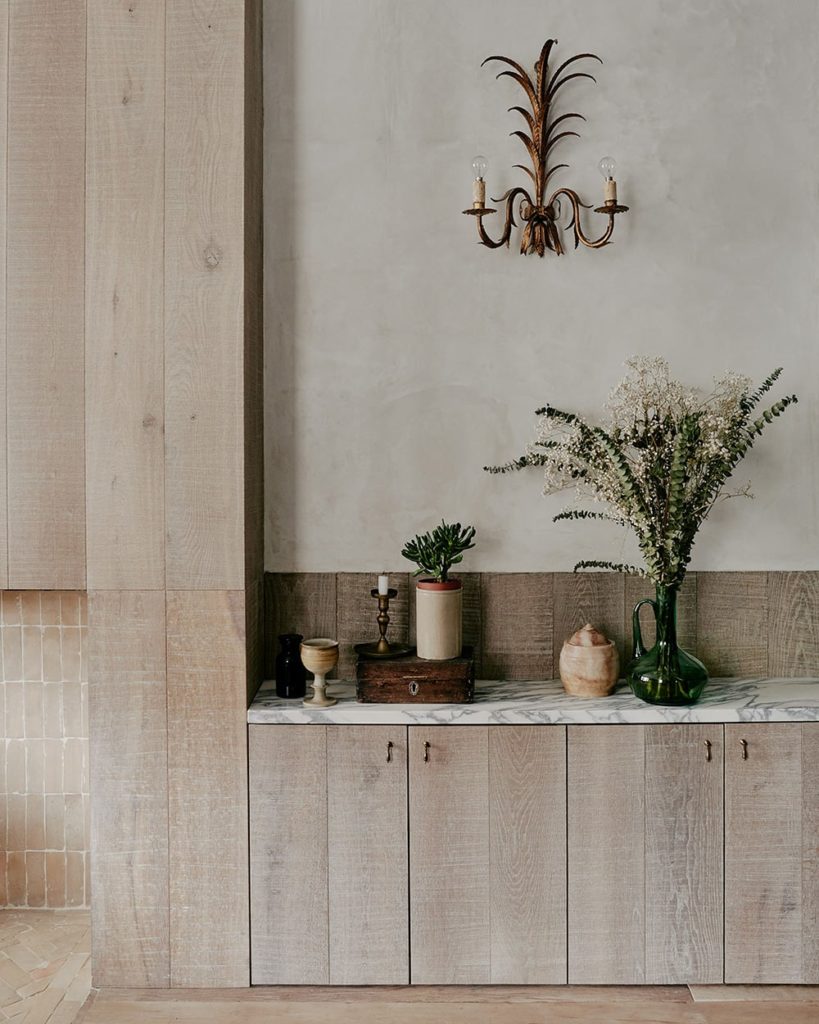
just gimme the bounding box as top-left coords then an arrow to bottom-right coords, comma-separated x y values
0,910 -> 90,1024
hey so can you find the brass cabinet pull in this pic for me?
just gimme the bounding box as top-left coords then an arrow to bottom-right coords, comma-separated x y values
704,739 -> 712,762
740,738 -> 748,761
386,741 -> 393,763
423,740 -> 430,763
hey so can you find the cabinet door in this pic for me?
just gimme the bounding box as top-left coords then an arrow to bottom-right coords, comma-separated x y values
568,725 -> 645,984
645,724 -> 723,984
250,724 -> 409,985
568,724 -> 723,984
725,723 -> 819,983
409,726 -> 566,984
327,725 -> 409,984
250,725 -> 328,984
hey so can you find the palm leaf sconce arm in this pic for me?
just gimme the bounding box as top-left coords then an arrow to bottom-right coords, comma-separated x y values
463,38 -> 628,257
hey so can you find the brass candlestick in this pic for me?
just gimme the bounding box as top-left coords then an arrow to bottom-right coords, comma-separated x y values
354,589 -> 412,660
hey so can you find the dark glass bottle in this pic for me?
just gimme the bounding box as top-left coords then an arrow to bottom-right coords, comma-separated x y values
275,633 -> 307,699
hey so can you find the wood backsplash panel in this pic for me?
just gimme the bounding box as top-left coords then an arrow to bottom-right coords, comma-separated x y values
336,573 -> 409,679
554,572 -> 625,669
697,572 -> 768,677
264,571 -> 819,681
768,572 -> 819,676
481,573 -> 554,681
264,572 -> 337,677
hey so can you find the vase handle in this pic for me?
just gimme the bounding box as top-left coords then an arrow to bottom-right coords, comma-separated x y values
632,597 -> 657,660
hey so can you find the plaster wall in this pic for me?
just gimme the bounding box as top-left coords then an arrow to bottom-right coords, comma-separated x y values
264,0 -> 819,572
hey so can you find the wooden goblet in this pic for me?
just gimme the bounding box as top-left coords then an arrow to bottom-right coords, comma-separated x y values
301,638 -> 339,708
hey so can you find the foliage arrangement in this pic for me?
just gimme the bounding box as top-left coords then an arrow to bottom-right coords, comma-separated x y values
485,358 -> 797,588
401,521 -> 477,583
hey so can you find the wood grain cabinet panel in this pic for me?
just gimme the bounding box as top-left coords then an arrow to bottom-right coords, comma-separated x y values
409,726 -> 566,985
250,725 -> 329,985
568,725 -> 645,984
725,723 -> 819,983
568,725 -> 723,985
645,725 -> 724,984
328,726 -> 409,985
251,725 -> 409,986
408,726 -> 490,984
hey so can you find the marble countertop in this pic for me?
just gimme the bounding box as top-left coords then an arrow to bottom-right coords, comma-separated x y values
247,677 -> 819,725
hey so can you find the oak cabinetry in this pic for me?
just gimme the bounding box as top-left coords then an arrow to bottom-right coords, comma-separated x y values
409,726 -> 566,984
725,723 -> 819,983
249,725 -> 408,985
567,725 -> 723,985
249,720 -> 818,987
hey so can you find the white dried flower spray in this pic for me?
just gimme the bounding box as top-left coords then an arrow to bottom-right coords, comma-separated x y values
485,359 -> 798,587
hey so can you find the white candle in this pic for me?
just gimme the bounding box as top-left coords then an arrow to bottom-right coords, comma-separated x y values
378,574 -> 389,596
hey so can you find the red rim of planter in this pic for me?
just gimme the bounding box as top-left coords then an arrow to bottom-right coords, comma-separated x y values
416,578 -> 462,591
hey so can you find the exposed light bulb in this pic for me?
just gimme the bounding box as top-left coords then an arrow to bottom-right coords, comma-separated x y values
472,155 -> 488,180
598,156 -> 617,180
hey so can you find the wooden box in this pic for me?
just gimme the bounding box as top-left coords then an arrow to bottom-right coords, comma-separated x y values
356,647 -> 474,704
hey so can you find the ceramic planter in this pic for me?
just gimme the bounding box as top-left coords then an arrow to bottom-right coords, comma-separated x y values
559,623 -> 619,698
415,579 -> 462,661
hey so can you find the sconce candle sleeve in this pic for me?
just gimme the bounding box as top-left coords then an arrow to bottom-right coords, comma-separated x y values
473,178 -> 486,206
605,179 -> 618,203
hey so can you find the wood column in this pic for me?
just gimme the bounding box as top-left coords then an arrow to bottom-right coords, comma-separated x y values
86,0 -> 262,990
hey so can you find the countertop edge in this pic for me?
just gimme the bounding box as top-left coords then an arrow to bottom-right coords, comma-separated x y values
247,678 -> 819,726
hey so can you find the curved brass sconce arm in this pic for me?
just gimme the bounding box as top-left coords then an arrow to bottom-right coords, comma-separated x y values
549,188 -> 628,251
463,187 -> 534,250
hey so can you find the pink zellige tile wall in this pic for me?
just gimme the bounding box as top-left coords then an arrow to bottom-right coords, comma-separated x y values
1,592 -> 89,908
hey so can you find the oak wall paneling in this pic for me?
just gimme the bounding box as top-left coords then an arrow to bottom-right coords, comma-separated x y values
768,572 -> 819,676
264,572 -> 338,677
7,0 -> 86,588
88,591 -> 169,988
697,572 -> 768,677
166,590 -> 249,988
264,570 -> 819,681
164,0 -> 247,590
85,0 -> 166,590
0,0 -> 7,587
481,573 -> 554,680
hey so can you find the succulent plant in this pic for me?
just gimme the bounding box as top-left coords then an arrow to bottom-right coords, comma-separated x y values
401,521 -> 476,583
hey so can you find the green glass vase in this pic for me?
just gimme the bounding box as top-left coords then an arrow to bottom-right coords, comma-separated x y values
627,584 -> 708,706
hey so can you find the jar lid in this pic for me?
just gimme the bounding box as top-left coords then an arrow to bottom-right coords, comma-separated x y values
566,623 -> 611,647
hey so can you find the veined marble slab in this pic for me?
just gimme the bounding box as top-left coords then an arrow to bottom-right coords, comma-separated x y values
247,677 -> 819,726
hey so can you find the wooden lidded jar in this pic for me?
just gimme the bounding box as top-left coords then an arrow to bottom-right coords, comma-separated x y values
559,623 -> 619,698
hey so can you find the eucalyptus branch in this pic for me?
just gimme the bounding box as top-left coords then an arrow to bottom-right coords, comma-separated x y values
486,359 -> 797,588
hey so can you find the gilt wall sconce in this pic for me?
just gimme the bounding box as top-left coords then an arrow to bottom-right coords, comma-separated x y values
463,38 -> 628,257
